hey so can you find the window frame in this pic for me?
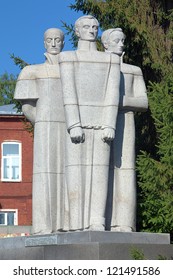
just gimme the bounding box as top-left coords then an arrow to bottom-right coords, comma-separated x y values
0,209 -> 18,226
1,141 -> 22,182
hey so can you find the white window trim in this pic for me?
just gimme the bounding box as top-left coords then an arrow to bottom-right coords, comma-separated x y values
0,209 -> 18,225
1,141 -> 22,182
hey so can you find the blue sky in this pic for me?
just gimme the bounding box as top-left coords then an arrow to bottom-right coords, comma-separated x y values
0,0 -> 83,76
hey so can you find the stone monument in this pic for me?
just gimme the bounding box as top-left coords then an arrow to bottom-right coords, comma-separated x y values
101,28 -> 148,232
59,15 -> 121,231
10,17 -> 172,262
14,28 -> 65,234
14,19 -> 148,236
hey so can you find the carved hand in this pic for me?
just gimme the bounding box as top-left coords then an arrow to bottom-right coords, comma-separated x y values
22,101 -> 36,124
101,128 -> 115,142
70,127 -> 85,144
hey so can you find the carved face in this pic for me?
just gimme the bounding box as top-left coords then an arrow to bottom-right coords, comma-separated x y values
107,31 -> 125,56
76,18 -> 98,41
44,29 -> 64,55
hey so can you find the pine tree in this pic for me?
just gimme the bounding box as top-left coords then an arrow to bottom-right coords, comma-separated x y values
69,0 -> 173,235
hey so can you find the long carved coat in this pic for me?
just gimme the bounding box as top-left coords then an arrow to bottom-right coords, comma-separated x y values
59,48 -> 120,230
14,54 -> 65,234
107,62 -> 148,231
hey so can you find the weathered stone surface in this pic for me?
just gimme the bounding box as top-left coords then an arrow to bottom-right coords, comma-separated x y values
14,21 -> 149,235
59,15 -> 120,231
102,28 -> 148,232
25,231 -> 170,246
0,232 -> 171,260
14,29 -> 65,234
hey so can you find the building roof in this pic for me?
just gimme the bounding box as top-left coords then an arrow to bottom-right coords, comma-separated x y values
0,104 -> 23,116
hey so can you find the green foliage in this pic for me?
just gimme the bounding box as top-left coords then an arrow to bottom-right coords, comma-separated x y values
130,247 -> 146,260
0,73 -> 17,105
149,79 -> 173,163
61,21 -> 78,49
130,247 -> 172,260
70,0 -> 173,82
10,54 -> 29,70
69,1 -> 173,235
157,254 -> 169,260
0,73 -> 22,111
137,79 -> 173,233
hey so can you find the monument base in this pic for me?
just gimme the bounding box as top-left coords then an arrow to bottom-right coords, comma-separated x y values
0,231 -> 172,260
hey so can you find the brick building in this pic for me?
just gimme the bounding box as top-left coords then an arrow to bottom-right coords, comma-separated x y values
0,104 -> 33,226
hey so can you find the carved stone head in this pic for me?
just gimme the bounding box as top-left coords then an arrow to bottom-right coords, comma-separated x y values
101,28 -> 125,56
44,28 -> 64,55
75,15 -> 99,42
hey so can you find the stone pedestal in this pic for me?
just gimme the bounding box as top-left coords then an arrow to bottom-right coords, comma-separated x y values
0,231 -> 172,260
25,231 -> 170,246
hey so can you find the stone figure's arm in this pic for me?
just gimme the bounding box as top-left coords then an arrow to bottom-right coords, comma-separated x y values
102,54 -> 120,142
22,100 -> 37,124
122,67 -> 148,112
14,65 -> 39,123
59,52 -> 84,144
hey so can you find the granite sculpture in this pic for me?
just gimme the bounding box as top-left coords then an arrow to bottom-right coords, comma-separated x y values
101,28 -> 148,232
14,18 -> 148,235
14,28 -> 65,234
59,15 -> 121,231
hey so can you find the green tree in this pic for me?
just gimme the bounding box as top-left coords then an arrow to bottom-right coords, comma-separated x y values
0,55 -> 29,110
69,0 -> 173,235
0,73 -> 16,105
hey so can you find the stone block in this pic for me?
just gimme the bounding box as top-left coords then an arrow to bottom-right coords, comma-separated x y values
25,231 -> 170,247
0,231 -> 172,260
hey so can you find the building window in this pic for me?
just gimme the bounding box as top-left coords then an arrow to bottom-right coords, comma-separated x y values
0,209 -> 18,225
1,142 -> 22,182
